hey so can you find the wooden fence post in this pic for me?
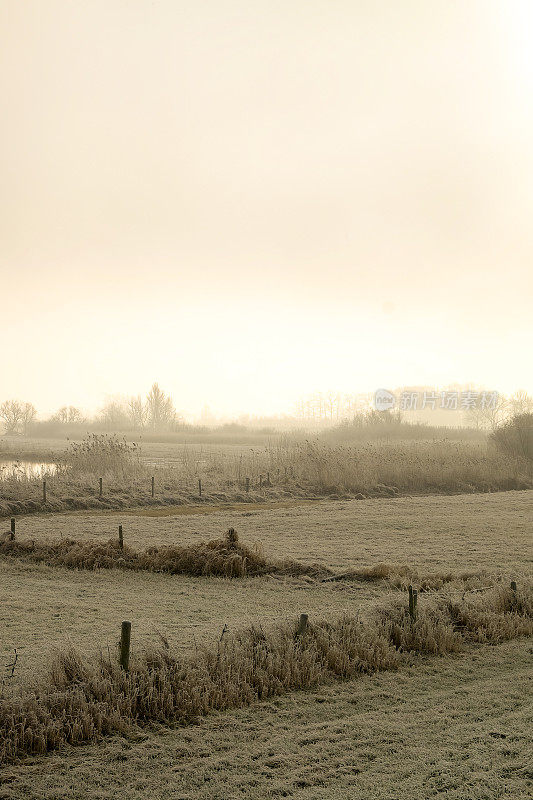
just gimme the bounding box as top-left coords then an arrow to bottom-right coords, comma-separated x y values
151,476 -> 155,498
120,621 -> 131,671
296,613 -> 309,638
42,480 -> 47,504
259,474 -> 263,488
408,585 -> 418,620
245,477 -> 250,493
118,525 -> 123,550
10,518 -> 15,540
99,477 -> 103,497
267,472 -> 271,486
198,479 -> 202,497
510,580 -> 517,593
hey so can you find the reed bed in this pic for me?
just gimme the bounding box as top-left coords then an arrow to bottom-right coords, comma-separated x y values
1,434 -> 532,520
0,582 -> 531,764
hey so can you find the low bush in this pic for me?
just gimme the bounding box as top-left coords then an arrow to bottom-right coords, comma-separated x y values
491,413 -> 533,463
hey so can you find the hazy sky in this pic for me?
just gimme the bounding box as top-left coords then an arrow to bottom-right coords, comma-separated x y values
1,0 -> 532,417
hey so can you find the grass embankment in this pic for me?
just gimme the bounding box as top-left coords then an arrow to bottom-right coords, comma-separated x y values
1,582 -> 531,764
0,528 -> 500,591
0,529 -> 326,579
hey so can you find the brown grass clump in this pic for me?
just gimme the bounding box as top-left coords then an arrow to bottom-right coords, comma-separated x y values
0,529 -> 272,578
325,563 -> 491,592
0,615 -> 398,763
0,583 -> 531,764
282,439 -> 532,497
376,599 -> 463,654
446,584 -> 533,643
0,533 -> 510,588
0,529 -> 330,579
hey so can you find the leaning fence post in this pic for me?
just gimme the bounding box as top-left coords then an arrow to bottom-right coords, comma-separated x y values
10,518 -> 15,540
120,621 -> 131,671
296,613 -> 309,638
198,478 -> 202,497
99,477 -> 103,497
118,525 -> 123,549
151,476 -> 155,498
42,480 -> 47,504
408,585 -> 417,620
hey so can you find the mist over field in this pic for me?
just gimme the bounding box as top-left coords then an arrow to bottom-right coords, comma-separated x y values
2,1 -> 533,417
1,2 -> 532,798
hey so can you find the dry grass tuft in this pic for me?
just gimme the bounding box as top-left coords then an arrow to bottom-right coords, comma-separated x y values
376,599 -> 463,654
0,533 -> 513,588
0,529 -> 329,579
0,529 -> 270,578
0,582 -> 531,764
334,563 -> 492,592
446,584 -> 533,643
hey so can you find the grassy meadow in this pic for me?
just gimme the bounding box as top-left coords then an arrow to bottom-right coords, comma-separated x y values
1,491 -> 532,686
0,428 -> 532,797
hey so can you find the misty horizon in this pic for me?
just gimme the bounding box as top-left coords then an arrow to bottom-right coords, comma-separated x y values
2,1 -> 533,415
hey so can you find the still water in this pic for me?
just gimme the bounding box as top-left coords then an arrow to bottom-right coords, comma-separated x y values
0,460 -> 58,479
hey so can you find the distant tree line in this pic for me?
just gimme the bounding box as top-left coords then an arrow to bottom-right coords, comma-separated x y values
98,383 -> 180,430
0,383 -> 181,435
295,388 -> 533,430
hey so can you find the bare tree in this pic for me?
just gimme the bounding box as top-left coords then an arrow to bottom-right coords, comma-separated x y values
0,400 -> 23,433
20,402 -> 37,435
52,406 -> 83,424
464,393 -> 509,431
510,390 -> 533,416
99,400 -> 129,429
146,383 -> 176,429
128,395 -> 147,429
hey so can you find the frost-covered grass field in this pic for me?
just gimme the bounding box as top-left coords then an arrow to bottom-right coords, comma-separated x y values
0,491 -> 531,798
1,490 -> 531,680
1,639 -> 530,800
